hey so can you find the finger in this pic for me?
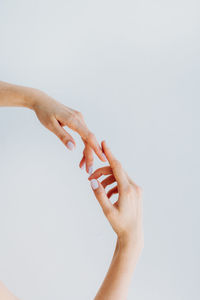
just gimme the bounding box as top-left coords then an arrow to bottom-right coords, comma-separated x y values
101,175 -> 116,188
84,144 -> 94,174
52,120 -> 75,150
101,140 -> 129,190
88,166 -> 112,180
83,132 -> 106,162
90,179 -> 113,216
68,114 -> 106,162
79,155 -> 85,170
107,186 -> 118,199
124,171 -> 141,192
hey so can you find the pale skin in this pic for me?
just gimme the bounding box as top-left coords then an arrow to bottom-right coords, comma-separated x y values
0,82 -> 143,300
0,81 -> 106,173
89,141 -> 143,300
0,282 -> 20,300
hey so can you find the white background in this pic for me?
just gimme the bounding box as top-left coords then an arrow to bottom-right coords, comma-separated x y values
0,0 -> 200,299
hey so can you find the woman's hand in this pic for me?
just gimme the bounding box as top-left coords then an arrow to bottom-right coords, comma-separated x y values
89,141 -> 143,300
30,89 -> 106,173
89,140 -> 143,247
0,81 -> 106,173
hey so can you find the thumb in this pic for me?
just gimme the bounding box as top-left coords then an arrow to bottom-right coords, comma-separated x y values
90,179 -> 113,216
51,120 -> 76,150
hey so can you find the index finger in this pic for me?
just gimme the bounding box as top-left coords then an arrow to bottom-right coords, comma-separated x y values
68,113 -> 106,162
101,140 -> 129,191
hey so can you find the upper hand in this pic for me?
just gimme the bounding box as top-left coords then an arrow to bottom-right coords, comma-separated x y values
30,89 -> 106,173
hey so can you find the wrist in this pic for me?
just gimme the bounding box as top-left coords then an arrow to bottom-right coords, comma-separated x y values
24,88 -> 58,112
117,234 -> 143,253
22,87 -> 44,110
6,84 -> 40,110
113,237 -> 142,267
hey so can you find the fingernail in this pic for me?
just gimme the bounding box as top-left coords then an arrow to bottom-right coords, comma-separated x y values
88,166 -> 93,175
102,153 -> 107,161
90,179 -> 98,190
81,164 -> 84,170
66,141 -> 74,151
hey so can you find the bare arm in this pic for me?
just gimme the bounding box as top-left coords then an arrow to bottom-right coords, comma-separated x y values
0,282 -> 19,300
0,81 -> 32,107
0,81 -> 106,172
89,141 -> 144,300
95,239 -> 142,300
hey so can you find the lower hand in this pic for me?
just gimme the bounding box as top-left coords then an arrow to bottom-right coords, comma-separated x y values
89,141 -> 143,249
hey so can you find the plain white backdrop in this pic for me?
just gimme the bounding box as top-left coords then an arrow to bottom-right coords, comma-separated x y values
0,0 -> 200,299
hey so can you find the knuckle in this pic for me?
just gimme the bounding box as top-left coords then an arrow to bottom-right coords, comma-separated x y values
124,184 -> 133,195
61,136 -> 69,145
74,110 -> 83,120
104,206 -> 113,217
113,159 -> 121,168
57,131 -> 64,141
68,111 -> 76,123
44,118 -> 54,130
57,132 -> 68,144
83,150 -> 94,164
67,111 -> 83,130
87,157 -> 94,165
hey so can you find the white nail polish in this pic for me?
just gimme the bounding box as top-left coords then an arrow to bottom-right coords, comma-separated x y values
88,166 -> 93,175
90,179 -> 98,190
81,164 -> 84,170
102,153 -> 107,161
66,141 -> 74,151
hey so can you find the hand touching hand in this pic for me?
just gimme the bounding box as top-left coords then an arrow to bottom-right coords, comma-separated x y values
29,89 -> 106,173
89,140 -> 143,247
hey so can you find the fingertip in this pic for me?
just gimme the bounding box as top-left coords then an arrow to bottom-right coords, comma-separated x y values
101,140 -> 109,155
101,140 -> 116,165
101,140 -> 107,149
90,179 -> 99,190
79,156 -> 85,169
88,166 -> 93,175
102,153 -> 107,161
66,141 -> 75,151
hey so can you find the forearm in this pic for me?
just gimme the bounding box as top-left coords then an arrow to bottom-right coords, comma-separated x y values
0,281 -> 20,300
0,81 -> 37,109
94,238 -> 142,300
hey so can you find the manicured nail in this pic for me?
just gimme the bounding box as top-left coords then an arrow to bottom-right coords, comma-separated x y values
88,166 -> 93,175
90,179 -> 98,190
81,163 -> 85,170
66,141 -> 74,151
102,153 -> 107,161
